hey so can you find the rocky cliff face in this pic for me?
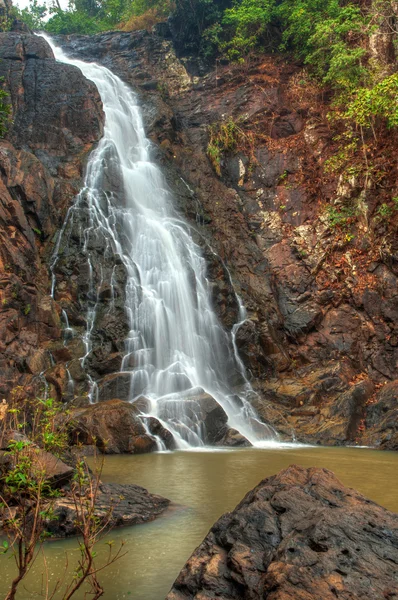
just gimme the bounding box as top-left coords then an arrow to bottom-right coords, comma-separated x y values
56,29 -> 398,449
0,26 -> 396,450
0,32 -> 104,401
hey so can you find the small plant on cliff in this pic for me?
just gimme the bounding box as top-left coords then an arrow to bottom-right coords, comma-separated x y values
0,77 -> 11,138
325,204 -> 356,229
0,397 -> 125,600
207,116 -> 255,176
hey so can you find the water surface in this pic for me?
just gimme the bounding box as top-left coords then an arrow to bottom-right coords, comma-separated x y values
1,446 -> 397,599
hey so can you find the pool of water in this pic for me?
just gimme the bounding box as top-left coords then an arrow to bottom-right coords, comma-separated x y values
1,445 -> 398,599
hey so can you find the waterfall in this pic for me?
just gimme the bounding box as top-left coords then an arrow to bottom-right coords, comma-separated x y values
42,35 -> 278,448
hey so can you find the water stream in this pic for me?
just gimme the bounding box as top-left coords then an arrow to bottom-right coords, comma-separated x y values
42,35 -> 276,448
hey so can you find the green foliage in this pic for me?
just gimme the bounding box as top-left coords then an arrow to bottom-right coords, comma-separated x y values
207,116 -> 250,175
180,0 -> 397,137
377,202 -> 393,219
0,78 -> 11,139
0,396 -> 125,599
130,0 -> 171,16
278,1 -> 368,90
45,9 -> 103,34
200,0 -> 370,92
13,0 -> 47,30
344,73 -> 398,129
375,198 -> 398,221
324,133 -> 359,174
17,0 -> 132,33
325,204 -> 356,229
221,0 -> 275,60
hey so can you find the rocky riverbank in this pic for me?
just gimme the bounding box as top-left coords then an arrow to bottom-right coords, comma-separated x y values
166,464 -> 398,599
0,428 -> 170,538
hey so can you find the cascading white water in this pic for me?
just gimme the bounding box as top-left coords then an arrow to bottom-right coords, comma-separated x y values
43,35 -> 279,448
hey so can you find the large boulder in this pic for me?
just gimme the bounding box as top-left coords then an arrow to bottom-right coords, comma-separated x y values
166,465 -> 398,600
68,399 -> 158,454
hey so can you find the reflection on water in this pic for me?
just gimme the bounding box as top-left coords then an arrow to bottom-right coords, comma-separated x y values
1,446 -> 397,599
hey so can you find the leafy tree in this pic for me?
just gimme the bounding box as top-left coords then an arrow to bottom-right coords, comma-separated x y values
277,0 -> 369,90
221,0 -> 276,60
45,9 -> 103,34
344,72 -> 398,128
14,0 -> 47,30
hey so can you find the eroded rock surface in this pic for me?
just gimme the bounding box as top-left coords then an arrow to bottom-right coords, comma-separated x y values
166,465 -> 398,600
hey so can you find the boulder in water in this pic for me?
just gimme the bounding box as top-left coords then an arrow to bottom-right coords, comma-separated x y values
158,392 -> 229,445
69,399 -> 157,454
46,482 -> 170,538
166,465 -> 398,600
144,417 -> 177,451
215,427 -> 251,447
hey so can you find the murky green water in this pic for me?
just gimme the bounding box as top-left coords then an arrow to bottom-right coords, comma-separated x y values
1,445 -> 398,599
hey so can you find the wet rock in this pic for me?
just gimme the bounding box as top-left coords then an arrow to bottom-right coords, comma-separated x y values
234,319 -> 288,377
98,372 -> 132,402
252,361 -> 376,445
0,31 -> 104,399
166,465 -> 398,600
69,399 -> 157,454
90,350 -> 124,376
330,378 -> 375,439
216,427 -> 251,447
47,482 -> 170,538
144,416 -> 177,451
270,112 -> 304,139
158,393 -> 229,445
0,33 -> 104,158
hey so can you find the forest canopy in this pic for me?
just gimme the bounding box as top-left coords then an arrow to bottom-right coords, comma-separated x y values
9,0 -> 398,132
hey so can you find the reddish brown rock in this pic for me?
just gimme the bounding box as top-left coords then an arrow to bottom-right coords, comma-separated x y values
68,399 -> 158,454
362,380 -> 398,451
0,31 -> 104,400
0,25 -> 396,454
166,465 -> 398,600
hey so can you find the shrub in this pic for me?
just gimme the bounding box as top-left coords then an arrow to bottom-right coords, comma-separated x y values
207,116 -> 253,175
0,78 -> 11,139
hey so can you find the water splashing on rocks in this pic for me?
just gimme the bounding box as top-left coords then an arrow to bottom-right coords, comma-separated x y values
42,35 -> 278,449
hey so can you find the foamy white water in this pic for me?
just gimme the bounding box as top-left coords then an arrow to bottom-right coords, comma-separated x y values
41,34 -> 279,448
